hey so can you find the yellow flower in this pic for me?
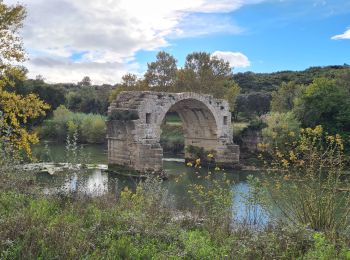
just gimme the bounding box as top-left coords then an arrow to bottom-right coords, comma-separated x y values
275,182 -> 281,190
335,134 -> 343,149
327,136 -> 335,143
214,166 -> 220,171
186,162 -> 193,167
281,159 -> 289,167
288,131 -> 295,137
195,158 -> 201,167
207,153 -> 214,158
289,151 -> 297,161
276,150 -> 283,158
313,125 -> 323,136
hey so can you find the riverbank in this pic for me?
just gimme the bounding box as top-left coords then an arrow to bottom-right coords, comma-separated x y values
1,170 -> 349,259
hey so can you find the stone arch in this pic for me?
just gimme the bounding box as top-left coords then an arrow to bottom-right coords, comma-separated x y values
107,91 -> 239,173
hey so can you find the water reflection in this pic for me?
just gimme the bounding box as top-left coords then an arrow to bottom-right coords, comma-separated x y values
34,143 -> 269,225
36,161 -> 269,225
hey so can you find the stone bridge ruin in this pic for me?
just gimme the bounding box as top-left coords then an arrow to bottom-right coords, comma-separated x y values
107,91 -> 239,173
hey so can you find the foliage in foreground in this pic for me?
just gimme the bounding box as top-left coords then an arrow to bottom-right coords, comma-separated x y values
0,168 -> 349,259
0,1 -> 49,156
260,125 -> 350,238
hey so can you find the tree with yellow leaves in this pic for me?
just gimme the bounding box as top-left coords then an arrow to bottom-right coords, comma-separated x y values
0,1 -> 49,157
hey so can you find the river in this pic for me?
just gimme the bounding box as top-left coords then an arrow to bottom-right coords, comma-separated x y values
32,142 -> 268,224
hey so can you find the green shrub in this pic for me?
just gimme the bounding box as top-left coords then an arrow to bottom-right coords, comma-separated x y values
262,111 -> 300,150
108,109 -> 139,121
185,145 -> 215,161
304,233 -> 344,260
181,230 -> 218,259
81,115 -> 106,143
38,105 -> 106,144
261,126 -> 350,238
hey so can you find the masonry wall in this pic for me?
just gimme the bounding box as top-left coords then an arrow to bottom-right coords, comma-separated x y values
107,91 -> 240,173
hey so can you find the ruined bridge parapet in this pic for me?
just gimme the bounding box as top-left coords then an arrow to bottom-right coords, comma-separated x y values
107,91 -> 239,172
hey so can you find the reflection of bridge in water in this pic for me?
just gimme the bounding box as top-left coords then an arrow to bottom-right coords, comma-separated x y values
107,91 -> 240,173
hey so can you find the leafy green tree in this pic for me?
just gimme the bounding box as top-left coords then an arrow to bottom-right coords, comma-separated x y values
235,92 -> 271,119
262,111 -> 300,149
120,73 -> 138,88
144,51 -> 177,90
78,76 -> 92,88
109,73 -> 148,102
224,82 -> 240,112
0,1 -> 49,156
233,65 -> 350,94
66,88 -> 109,115
179,52 -> 233,98
294,77 -> 350,133
271,81 -> 304,112
66,91 -> 82,111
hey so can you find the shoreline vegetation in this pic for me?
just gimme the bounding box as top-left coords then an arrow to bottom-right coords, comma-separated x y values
1,126 -> 349,258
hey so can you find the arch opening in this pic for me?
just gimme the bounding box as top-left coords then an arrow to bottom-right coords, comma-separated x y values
160,111 -> 184,157
158,98 -> 219,163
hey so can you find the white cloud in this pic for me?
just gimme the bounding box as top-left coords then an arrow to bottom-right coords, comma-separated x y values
331,28 -> 350,40
26,56 -> 140,85
173,14 -> 243,38
212,51 -> 250,68
5,0 -> 262,84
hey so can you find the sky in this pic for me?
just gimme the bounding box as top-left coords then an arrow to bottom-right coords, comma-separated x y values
5,0 -> 350,85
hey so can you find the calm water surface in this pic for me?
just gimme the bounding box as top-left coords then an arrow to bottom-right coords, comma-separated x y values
32,143 -> 268,223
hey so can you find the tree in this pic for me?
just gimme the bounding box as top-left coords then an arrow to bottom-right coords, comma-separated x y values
109,73 -> 148,102
293,77 -> 350,133
271,81 -> 304,112
0,1 -> 49,157
177,52 -> 234,98
121,73 -> 138,88
144,51 -> 177,90
35,74 -> 45,83
78,76 -> 92,88
262,112 -> 300,150
224,82 -> 240,112
235,92 -> 271,119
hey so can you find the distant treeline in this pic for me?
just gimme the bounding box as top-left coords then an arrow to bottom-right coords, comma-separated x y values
9,53 -> 350,131
11,76 -> 113,125
234,64 -> 350,93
